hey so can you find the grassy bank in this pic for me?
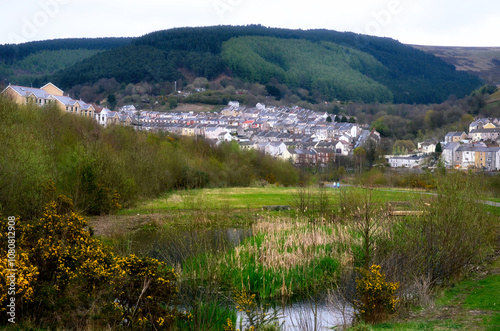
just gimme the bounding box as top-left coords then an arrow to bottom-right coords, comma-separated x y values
354,257 -> 500,330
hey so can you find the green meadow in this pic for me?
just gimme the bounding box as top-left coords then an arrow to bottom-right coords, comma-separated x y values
119,186 -> 427,215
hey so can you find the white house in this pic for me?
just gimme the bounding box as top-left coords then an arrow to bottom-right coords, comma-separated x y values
334,140 -> 350,156
259,142 -> 290,159
94,106 -> 111,127
204,126 -> 225,139
418,139 -> 438,154
456,145 -> 475,169
217,131 -> 232,142
441,142 -> 460,167
386,155 -> 427,168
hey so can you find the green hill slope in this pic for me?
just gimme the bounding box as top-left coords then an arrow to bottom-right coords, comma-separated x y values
0,49 -> 102,85
412,45 -> 500,86
51,26 -> 481,104
222,36 -> 393,103
0,96 -> 298,218
0,37 -> 134,86
2,26 -> 482,104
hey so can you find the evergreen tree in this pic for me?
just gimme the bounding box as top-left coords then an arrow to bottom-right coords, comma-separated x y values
434,141 -> 443,160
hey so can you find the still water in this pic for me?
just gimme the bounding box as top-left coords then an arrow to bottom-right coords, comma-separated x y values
237,301 -> 353,330
128,226 -> 353,330
128,226 -> 252,265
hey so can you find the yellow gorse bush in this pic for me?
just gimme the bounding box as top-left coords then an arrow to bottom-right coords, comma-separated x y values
0,195 -> 189,329
228,288 -> 280,331
354,264 -> 399,324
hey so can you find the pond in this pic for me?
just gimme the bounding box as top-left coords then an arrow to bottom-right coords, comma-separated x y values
126,224 -> 354,330
237,301 -> 353,330
128,225 -> 253,265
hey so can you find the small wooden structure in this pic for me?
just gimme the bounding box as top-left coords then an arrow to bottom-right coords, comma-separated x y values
387,202 -> 426,216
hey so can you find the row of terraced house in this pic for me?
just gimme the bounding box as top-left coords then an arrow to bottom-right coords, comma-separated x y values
440,118 -> 500,171
1,83 -> 137,127
1,83 -> 379,167
137,101 -> 376,166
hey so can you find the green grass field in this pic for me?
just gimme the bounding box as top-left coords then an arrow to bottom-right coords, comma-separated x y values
118,186 -> 426,215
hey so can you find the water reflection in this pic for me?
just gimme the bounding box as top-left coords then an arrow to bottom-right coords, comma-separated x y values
237,301 -> 353,331
127,225 -> 354,330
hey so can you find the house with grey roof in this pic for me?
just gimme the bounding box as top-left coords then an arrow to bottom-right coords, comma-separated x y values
445,131 -> 468,143
386,155 -> 427,168
469,127 -> 500,142
441,142 -> 461,167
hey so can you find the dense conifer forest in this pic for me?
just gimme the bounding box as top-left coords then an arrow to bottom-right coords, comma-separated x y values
0,26 -> 482,104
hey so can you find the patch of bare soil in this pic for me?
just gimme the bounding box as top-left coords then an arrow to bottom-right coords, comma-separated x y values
88,213 -> 166,237
173,103 -> 219,112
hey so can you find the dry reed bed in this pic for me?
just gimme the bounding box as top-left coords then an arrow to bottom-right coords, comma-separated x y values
227,217 -> 358,273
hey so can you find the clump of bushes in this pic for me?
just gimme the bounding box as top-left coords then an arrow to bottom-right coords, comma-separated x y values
0,196 -> 190,329
354,265 -> 399,324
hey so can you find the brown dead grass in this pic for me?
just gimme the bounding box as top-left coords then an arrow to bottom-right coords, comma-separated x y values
412,45 -> 500,84
88,213 -> 165,237
172,103 -> 221,112
236,218 -> 357,271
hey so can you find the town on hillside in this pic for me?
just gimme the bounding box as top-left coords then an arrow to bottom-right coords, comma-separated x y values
3,83 -> 500,171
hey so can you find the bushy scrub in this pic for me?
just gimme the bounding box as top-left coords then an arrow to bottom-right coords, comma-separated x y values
0,196 -> 190,329
354,265 -> 399,324
386,173 -> 496,286
223,288 -> 282,331
0,97 -> 299,218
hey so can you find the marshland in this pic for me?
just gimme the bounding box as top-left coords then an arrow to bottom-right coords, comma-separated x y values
89,178 -> 499,330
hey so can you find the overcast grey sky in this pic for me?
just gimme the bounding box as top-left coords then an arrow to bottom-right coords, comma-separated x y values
1,0 -> 499,46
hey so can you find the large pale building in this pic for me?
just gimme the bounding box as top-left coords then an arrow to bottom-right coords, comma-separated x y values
1,82 -> 94,118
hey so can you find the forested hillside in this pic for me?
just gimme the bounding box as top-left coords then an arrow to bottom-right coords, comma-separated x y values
50,25 -> 482,104
0,37 -> 133,86
0,37 -> 134,63
413,45 -> 500,86
222,36 -> 393,103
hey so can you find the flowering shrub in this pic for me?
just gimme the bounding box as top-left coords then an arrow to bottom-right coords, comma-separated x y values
354,264 -> 399,324
223,288 -> 281,331
116,254 -> 192,329
0,196 -> 188,329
